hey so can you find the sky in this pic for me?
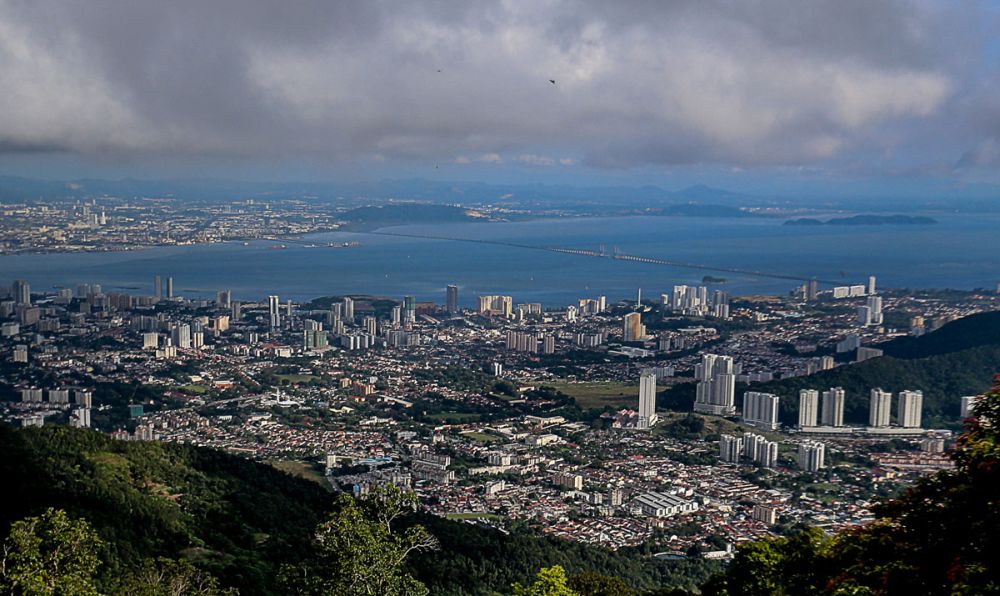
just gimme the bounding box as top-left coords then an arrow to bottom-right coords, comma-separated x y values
1,0 -> 1000,197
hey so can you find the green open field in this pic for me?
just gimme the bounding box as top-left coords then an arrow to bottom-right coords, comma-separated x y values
543,381 -> 645,409
426,412 -> 482,423
269,460 -> 332,491
275,373 -> 320,384
462,431 -> 502,443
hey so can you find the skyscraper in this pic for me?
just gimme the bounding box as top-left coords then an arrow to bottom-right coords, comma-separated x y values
866,295 -> 883,325
342,297 -> 354,322
171,324 -> 191,349
166,277 -> 174,299
637,371 -> 658,429
12,280 -> 30,305
403,295 -> 416,323
868,275 -> 877,295
798,442 -> 826,472
623,312 -> 645,341
154,275 -> 162,299
693,354 -> 736,416
719,434 -> 743,463
821,387 -> 845,427
742,391 -> 780,430
869,388 -> 892,427
798,389 -> 819,428
898,390 -> 923,428
446,285 -> 458,314
216,290 -> 231,308
268,295 -> 281,330
807,279 -> 818,301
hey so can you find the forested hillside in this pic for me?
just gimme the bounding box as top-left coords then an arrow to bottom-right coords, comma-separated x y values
0,426 -> 716,595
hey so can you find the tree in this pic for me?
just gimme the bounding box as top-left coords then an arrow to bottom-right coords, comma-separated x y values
567,571 -> 636,595
512,566 -> 579,596
116,557 -> 237,595
283,484 -> 438,595
0,508 -> 103,596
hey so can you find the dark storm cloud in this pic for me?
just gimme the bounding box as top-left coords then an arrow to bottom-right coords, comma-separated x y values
0,0 -> 989,170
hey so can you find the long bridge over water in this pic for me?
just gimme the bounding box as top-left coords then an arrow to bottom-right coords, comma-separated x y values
353,230 -> 842,285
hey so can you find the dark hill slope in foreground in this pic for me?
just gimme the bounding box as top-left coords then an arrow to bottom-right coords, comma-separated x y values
0,426 -> 718,595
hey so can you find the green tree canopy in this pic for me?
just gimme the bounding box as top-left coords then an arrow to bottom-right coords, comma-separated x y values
283,484 -> 438,596
512,566 -> 579,596
0,508 -> 103,596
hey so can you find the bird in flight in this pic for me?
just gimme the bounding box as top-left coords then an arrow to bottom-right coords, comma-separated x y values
549,79 -> 556,84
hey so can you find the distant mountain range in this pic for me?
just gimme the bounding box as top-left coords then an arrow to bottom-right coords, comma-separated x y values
4,174 -> 999,213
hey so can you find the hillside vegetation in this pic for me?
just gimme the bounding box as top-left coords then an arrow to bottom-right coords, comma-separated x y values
0,426 -> 717,595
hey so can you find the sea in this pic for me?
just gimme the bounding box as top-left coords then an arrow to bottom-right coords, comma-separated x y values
1,214 -> 999,307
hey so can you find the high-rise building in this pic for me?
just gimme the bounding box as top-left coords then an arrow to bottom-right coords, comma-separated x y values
960,395 -> 980,419
12,280 -> 30,305
171,324 -> 191,349
446,285 -> 459,314
403,295 -> 416,324
166,277 -> 174,299
268,295 -> 281,330
623,312 -> 645,341
869,388 -> 892,427
142,332 -> 159,349
868,275 -> 877,296
743,432 -> 778,467
391,305 -> 401,325
216,290 -> 231,308
154,275 -> 162,299
637,371 -> 658,429
898,390 -> 923,428
807,279 -> 818,301
719,434 -> 743,463
866,296 -> 883,325
821,387 -> 845,427
477,295 -> 513,317
693,354 -> 737,416
342,297 -> 354,322
363,316 -> 377,335
742,391 -> 780,430
798,389 -> 819,428
798,442 -> 825,472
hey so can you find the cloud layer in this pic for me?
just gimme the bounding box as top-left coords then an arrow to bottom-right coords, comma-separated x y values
0,0 -> 992,173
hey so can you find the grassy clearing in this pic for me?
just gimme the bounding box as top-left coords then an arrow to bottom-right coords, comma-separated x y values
275,374 -> 320,384
543,381 -> 644,409
426,412 -> 482,423
269,460 -> 332,491
462,431 -> 501,443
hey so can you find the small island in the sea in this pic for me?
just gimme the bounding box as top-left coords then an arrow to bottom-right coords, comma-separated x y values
784,214 -> 938,226
702,275 -> 728,283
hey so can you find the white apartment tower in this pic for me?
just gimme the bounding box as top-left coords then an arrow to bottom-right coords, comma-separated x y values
798,389 -> 819,428
742,391 -> 780,431
821,387 -> 845,427
268,295 -> 281,330
869,388 -> 892,428
693,354 -> 737,416
637,371 -> 658,429
898,390 -> 923,428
